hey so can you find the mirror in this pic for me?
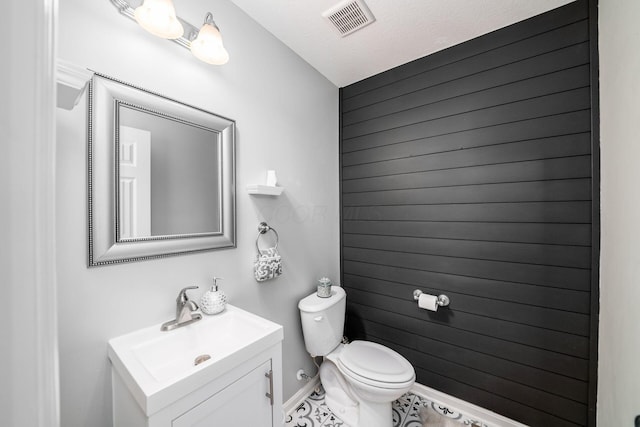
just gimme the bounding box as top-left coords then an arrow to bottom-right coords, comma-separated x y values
88,73 -> 235,266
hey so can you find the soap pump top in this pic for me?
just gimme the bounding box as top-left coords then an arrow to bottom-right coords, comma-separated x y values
200,277 -> 227,315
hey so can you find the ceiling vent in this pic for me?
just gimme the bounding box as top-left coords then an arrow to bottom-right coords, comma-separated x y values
322,0 -> 376,37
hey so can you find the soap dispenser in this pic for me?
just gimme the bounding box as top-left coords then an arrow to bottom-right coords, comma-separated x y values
200,277 -> 227,315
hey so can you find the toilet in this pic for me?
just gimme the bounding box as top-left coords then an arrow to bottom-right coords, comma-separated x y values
298,286 -> 415,427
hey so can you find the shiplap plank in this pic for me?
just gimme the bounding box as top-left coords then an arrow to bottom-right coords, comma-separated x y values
407,351 -> 587,424
343,179 -> 592,206
412,366 -> 583,426
343,131 -> 590,170
346,302 -> 589,381
343,88 -> 590,151
343,201 -> 592,224
345,275 -> 589,335
343,65 -> 590,139
346,288 -> 589,356
343,20 -> 589,110
344,44 -> 590,126
342,109 -> 590,155
342,232 -> 592,268
343,156 -> 592,192
343,247 -> 591,291
363,320 -> 588,404
344,261 -> 591,313
343,221 -> 592,246
342,0 -> 588,98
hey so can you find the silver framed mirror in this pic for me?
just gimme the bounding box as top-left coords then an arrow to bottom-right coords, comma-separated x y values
88,73 -> 236,266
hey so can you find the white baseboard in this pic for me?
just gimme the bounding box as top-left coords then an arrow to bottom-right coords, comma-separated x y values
283,375 -> 321,416
411,383 -> 528,427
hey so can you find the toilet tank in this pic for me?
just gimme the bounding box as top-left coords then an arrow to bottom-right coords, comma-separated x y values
298,286 -> 346,357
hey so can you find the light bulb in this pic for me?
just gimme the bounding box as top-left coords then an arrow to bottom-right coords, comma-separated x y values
134,0 -> 184,39
190,14 -> 229,65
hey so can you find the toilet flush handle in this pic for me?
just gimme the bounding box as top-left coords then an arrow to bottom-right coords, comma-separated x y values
314,316 -> 323,322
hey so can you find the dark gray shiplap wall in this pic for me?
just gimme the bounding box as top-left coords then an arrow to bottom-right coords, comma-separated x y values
339,1 -> 597,426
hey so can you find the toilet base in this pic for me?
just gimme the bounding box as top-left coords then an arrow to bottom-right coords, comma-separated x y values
324,391 -> 392,427
320,359 -> 399,427
356,399 -> 392,427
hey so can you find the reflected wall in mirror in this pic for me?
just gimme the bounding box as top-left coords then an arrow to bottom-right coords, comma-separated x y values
117,105 -> 221,239
89,73 -> 235,266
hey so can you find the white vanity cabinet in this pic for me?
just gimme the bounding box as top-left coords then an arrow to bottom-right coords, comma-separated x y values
108,305 -> 284,427
172,360 -> 273,427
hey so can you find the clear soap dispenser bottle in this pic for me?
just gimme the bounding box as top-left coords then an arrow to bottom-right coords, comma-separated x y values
200,277 -> 227,315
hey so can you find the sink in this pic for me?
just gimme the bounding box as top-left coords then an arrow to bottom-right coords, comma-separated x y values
108,304 -> 283,416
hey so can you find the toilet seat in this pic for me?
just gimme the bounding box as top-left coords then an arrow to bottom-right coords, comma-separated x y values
336,341 -> 415,389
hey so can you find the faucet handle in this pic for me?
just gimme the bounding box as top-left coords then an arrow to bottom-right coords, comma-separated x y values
177,286 -> 199,304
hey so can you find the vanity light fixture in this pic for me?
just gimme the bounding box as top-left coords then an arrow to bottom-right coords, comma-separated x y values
190,13 -> 229,65
133,0 -> 184,39
110,0 -> 230,65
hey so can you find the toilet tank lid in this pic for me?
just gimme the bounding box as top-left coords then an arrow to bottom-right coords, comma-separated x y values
298,286 -> 345,313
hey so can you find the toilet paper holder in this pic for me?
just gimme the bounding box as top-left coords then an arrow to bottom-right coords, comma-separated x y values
413,290 -> 450,307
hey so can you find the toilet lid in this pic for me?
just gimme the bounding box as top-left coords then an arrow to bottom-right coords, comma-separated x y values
338,341 -> 414,384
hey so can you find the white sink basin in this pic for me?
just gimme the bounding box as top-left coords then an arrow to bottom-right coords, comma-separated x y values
108,304 -> 283,416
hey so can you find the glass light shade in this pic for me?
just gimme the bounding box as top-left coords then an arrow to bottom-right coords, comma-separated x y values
134,0 -> 184,39
190,22 -> 229,65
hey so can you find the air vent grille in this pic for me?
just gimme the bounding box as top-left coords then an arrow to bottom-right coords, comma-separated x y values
323,0 -> 376,37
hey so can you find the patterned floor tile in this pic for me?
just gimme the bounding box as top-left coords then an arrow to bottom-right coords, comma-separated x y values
285,400 -> 320,427
285,385 -> 489,427
399,394 -> 424,427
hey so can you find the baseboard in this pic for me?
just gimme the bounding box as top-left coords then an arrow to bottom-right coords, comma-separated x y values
411,383 -> 528,427
283,375 -> 321,416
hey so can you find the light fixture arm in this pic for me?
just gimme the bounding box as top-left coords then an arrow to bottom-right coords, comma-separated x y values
204,12 -> 217,29
109,0 -> 200,49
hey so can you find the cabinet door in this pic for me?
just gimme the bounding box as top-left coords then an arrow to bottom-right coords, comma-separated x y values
172,360 -> 273,427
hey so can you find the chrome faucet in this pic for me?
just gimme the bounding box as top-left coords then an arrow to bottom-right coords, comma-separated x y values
161,286 -> 203,331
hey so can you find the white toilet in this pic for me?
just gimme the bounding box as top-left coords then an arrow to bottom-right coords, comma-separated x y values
298,286 -> 415,427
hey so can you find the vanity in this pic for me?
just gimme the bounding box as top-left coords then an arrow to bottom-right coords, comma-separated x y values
108,305 -> 283,426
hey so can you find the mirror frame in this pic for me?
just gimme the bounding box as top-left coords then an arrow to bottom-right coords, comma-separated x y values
88,73 -> 236,266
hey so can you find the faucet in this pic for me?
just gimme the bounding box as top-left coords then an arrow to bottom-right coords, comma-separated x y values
161,286 -> 203,331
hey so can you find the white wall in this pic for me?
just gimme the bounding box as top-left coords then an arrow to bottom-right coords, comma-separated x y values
1,1 -> 59,426
598,0 -> 640,425
56,1 -> 338,426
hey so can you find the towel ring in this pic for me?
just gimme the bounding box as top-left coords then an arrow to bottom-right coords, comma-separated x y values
256,222 -> 279,253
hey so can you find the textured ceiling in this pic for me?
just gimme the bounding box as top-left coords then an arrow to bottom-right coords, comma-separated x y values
229,0 -> 576,87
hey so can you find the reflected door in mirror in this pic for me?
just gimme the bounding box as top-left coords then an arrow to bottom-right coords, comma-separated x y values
119,126 -> 151,239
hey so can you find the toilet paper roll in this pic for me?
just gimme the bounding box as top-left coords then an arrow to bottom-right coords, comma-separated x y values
418,293 -> 439,311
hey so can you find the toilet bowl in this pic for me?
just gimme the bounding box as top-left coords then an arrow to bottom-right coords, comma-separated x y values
322,341 -> 415,427
299,286 -> 415,427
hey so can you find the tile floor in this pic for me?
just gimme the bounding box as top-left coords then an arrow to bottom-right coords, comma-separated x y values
284,385 -> 489,427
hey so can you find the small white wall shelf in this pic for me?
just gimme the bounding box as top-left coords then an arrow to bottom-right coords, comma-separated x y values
246,185 -> 285,196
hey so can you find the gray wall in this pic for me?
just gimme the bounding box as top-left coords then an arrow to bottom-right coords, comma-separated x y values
56,1 -> 338,426
340,1 -> 596,426
598,0 -> 640,425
